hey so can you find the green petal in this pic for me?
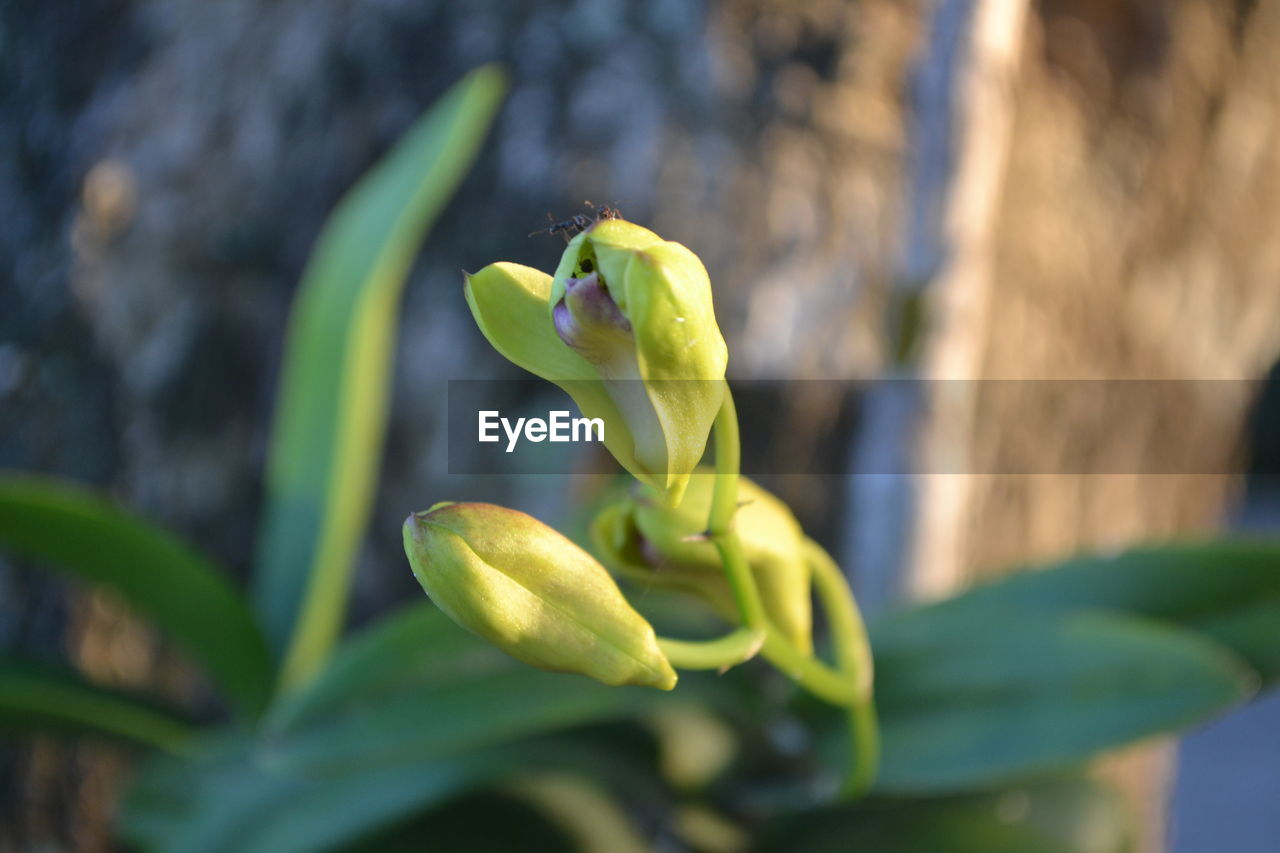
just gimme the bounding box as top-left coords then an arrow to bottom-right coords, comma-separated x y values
465,262 -> 598,383
550,220 -> 664,305
622,245 -> 727,498
464,263 -> 652,487
553,224 -> 729,504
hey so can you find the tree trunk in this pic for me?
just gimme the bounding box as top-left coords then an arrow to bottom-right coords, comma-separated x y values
915,1 -> 1280,848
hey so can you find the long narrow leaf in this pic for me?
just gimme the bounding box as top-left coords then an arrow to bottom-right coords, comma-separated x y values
0,474 -> 272,717
123,745 -> 503,853
0,656 -> 194,753
251,66 -> 506,689
886,540 -> 1280,683
763,775 -> 1131,853
261,605 -> 671,775
120,732 -> 655,853
868,611 -> 1254,792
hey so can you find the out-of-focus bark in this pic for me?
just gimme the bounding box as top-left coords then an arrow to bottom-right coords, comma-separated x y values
916,0 -> 1280,849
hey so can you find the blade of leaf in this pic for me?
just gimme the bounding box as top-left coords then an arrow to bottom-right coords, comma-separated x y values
120,736 -> 505,853
0,656 -> 194,753
335,790 -> 580,853
885,540 -> 1280,683
250,65 -> 507,690
762,775 -> 1132,853
261,605 -> 678,775
503,773 -> 651,853
0,474 -> 272,717
120,731 -> 657,853
866,611 -> 1256,793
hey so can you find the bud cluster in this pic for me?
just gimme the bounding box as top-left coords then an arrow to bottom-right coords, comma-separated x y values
402,208 -> 872,785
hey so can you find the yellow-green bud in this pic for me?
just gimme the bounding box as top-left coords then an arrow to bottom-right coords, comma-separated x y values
590,472 -> 813,654
403,501 -> 677,690
465,219 -> 727,506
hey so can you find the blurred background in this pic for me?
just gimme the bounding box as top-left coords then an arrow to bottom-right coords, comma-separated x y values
2,0 -> 1278,850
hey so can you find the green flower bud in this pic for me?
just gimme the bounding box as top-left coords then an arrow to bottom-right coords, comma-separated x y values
403,501 -> 677,690
590,471 -> 813,654
465,219 -> 727,506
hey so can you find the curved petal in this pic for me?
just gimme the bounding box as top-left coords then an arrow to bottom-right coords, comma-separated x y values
465,263 -> 654,487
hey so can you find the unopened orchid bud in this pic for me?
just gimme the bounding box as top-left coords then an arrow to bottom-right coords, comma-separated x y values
403,502 -> 676,690
464,218 -> 727,506
590,472 -> 813,654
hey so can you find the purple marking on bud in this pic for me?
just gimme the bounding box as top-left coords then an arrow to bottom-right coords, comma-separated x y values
639,532 -> 665,569
553,273 -> 631,353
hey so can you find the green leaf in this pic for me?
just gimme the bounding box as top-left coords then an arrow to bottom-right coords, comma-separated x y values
502,773 -> 653,853
868,612 -> 1255,792
895,541 -> 1280,683
764,775 -> 1132,853
335,790 -> 579,853
120,736 -> 513,853
0,474 -> 272,717
0,656 -> 194,753
260,605 -> 671,775
251,66 -> 507,689
120,725 -> 662,853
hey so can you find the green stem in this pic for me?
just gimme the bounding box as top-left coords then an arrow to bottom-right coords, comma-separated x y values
650,388 -> 771,672
757,622 -> 856,705
703,387 -> 856,705
706,388 -> 768,632
658,627 -> 766,670
658,384 -> 871,780
807,539 -> 880,798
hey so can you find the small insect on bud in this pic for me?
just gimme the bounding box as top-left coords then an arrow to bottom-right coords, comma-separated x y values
591,472 -> 814,654
403,502 -> 677,690
465,217 -> 728,507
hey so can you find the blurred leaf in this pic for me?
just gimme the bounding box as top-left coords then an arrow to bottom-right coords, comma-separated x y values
0,656 -> 193,752
337,791 -> 577,853
260,604 -> 677,775
0,474 -> 272,717
868,612 -> 1254,792
121,735 -> 512,853
505,773 -> 651,853
887,541 -> 1280,683
121,726 -> 662,853
763,775 -> 1131,853
251,65 -> 507,688
646,703 -> 738,791
674,806 -> 750,853
120,607 -> 684,850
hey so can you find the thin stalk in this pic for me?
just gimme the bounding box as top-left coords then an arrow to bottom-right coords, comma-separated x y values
658,627 -> 766,670
758,623 -> 857,705
706,388 -> 768,631
651,388 -> 769,671
807,539 -> 880,798
654,387 -> 868,729
704,387 -> 855,704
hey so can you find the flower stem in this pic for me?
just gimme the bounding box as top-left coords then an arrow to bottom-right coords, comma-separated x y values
658,627 -> 766,670
649,387 -> 772,672
807,539 -> 880,798
707,388 -> 768,632
757,622 -> 856,705
705,388 -> 857,705
668,384 -> 878,796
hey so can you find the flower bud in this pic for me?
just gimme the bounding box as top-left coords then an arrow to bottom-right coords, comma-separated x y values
404,501 -> 676,690
590,472 -> 813,654
464,218 -> 728,506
